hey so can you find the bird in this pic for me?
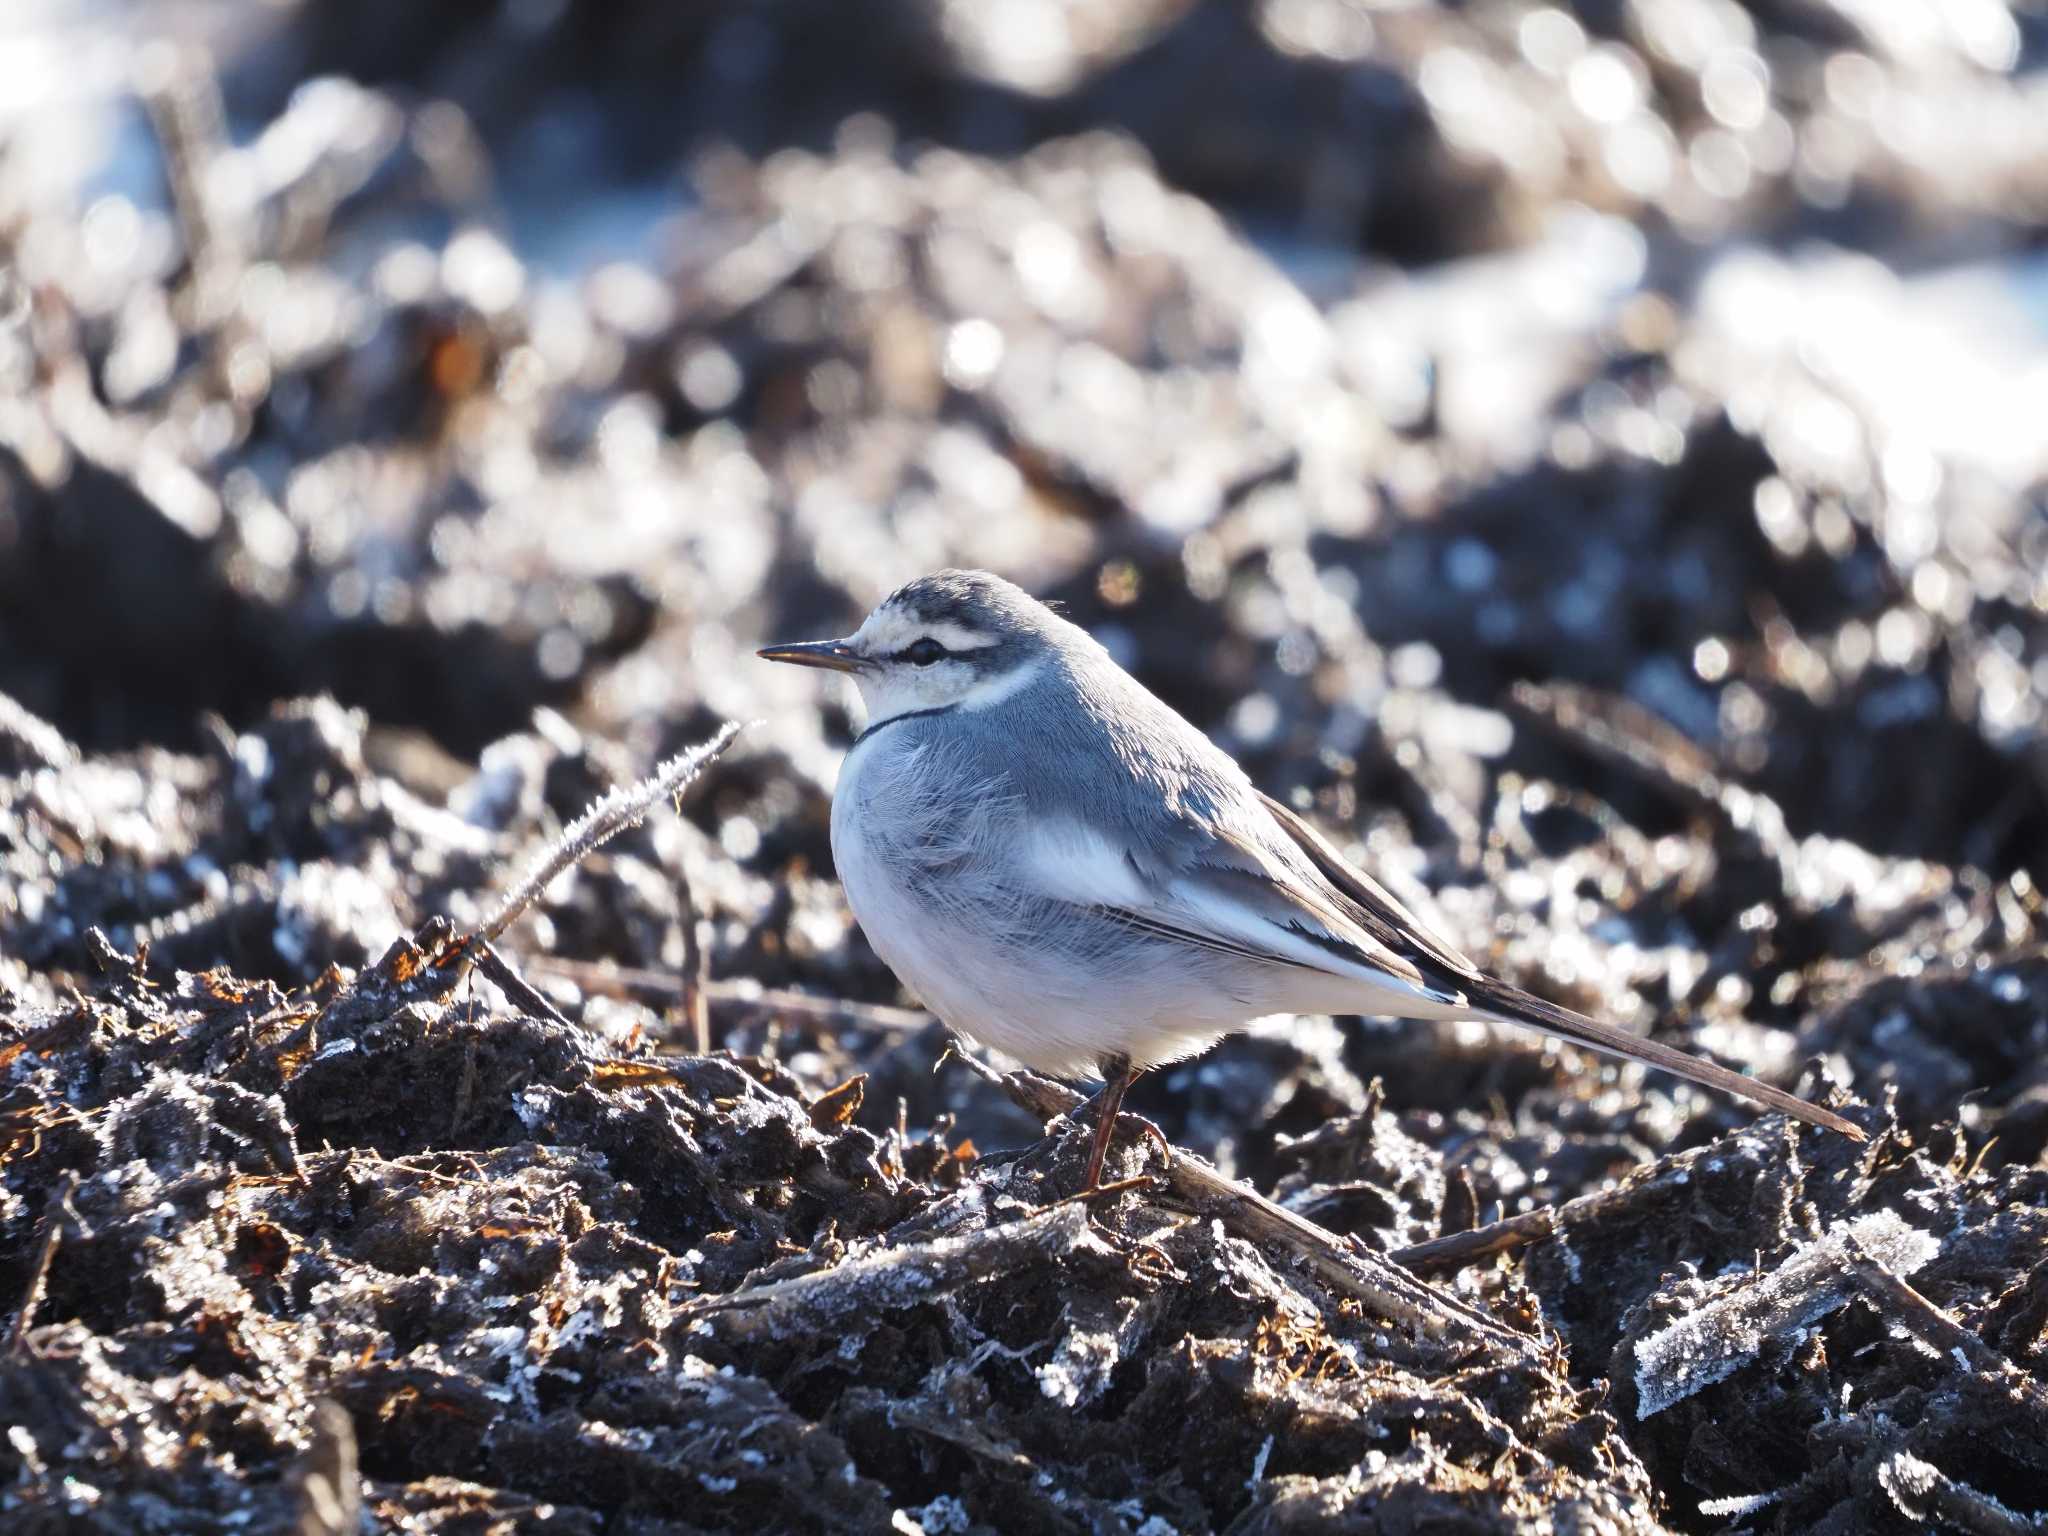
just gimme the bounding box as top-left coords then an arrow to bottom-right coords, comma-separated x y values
760,569 -> 1863,1192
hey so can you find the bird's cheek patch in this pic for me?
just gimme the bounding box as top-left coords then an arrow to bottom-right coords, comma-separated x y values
957,660 -> 1041,712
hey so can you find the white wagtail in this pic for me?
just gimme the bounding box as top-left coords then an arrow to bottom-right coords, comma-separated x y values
761,570 -> 1862,1190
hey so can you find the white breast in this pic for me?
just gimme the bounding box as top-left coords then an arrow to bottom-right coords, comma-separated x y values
830,728 -> 1017,1048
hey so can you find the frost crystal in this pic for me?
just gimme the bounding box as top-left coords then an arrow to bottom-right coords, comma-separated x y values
1698,1488 -> 1784,1518
1634,1209 -> 1938,1418
912,1496 -> 970,1533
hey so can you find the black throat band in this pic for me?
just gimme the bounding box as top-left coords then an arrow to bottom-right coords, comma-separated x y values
853,704 -> 957,748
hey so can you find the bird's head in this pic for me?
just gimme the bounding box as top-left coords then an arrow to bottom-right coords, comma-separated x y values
758,569 -> 1066,728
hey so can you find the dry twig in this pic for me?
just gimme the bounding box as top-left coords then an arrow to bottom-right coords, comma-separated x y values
681,1201 -> 1112,1341
438,724 -> 742,1036
1845,1235 -> 2048,1420
8,1172 -> 79,1355
1392,1207 -> 1561,1274
953,1053 -> 1537,1361
476,722 -> 742,945
471,938 -> 573,1029
1393,1128 -> 1847,1276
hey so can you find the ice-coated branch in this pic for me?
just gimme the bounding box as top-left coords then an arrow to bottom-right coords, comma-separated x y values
951,1050 -> 1539,1363
476,721 -> 744,945
1633,1208 -> 1938,1419
683,1201 -> 1112,1341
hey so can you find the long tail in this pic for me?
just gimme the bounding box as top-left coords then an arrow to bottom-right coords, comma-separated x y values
1461,974 -> 1865,1141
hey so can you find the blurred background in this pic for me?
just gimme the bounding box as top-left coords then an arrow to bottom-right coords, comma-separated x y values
1,0 -> 2045,996
10,13 -> 2048,1525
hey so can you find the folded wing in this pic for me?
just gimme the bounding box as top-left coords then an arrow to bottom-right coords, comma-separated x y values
1016,808 -> 1464,1010
1017,792 -> 1864,1142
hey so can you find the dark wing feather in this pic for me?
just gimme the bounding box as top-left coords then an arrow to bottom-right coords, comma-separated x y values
1257,792 -> 1480,988
1258,792 -> 1866,1142
1192,832 -> 1441,992
1089,904 -> 1324,969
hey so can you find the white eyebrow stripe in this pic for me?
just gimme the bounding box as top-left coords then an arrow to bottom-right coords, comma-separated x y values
850,609 -> 997,656
916,620 -> 998,652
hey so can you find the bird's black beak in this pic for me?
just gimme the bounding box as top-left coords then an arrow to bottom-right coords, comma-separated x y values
757,639 -> 865,673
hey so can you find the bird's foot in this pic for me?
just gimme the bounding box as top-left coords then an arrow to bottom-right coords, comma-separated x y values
1062,1101 -> 1173,1198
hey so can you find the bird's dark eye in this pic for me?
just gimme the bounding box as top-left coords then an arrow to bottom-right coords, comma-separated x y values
900,637 -> 947,667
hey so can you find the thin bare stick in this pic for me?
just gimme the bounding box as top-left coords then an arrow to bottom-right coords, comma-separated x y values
950,1052 -> 1536,1360
472,938 -> 573,1029
1045,1174 -> 1161,1211
8,1173 -> 78,1355
1393,1126 -> 1830,1275
476,722 -> 743,945
1166,1145 -> 1535,1358
296,1149 -> 475,1187
673,858 -> 711,1056
1845,1236 -> 2048,1418
695,981 -> 927,1032
1392,1208 -> 1560,1274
